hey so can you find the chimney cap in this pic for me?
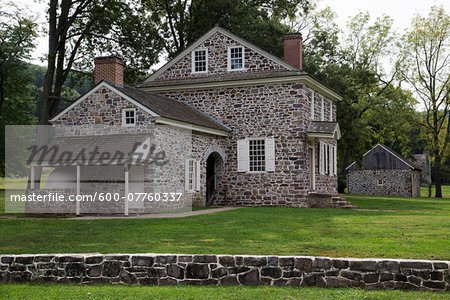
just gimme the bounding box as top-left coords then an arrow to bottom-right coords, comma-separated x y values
94,55 -> 125,64
283,33 -> 302,40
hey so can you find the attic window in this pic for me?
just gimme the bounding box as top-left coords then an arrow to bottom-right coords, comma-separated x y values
378,179 -> 384,186
122,108 -> 136,126
228,46 -> 244,71
192,49 -> 208,73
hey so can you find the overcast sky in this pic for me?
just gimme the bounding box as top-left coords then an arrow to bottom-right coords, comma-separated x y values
21,0 -> 450,66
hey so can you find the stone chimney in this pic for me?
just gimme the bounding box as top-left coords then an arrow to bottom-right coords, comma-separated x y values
94,56 -> 125,85
283,33 -> 303,70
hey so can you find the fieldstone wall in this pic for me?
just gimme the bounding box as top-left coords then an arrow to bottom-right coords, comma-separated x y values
348,169 -> 419,197
160,82 -> 338,207
1,254 -> 448,291
154,31 -> 289,82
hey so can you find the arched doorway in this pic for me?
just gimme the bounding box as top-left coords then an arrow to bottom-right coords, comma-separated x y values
206,152 -> 223,206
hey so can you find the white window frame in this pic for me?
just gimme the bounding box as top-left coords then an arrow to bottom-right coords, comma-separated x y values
248,138 -> 266,173
185,159 -> 200,192
320,96 -> 325,121
333,144 -> 337,176
378,179 -> 384,186
122,108 -> 136,127
329,100 -> 333,121
237,138 -> 275,173
309,89 -> 315,120
227,46 -> 245,71
191,48 -> 208,74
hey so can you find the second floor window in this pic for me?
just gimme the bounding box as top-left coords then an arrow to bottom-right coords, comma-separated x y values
192,49 -> 207,73
122,108 -> 136,126
228,46 -> 244,71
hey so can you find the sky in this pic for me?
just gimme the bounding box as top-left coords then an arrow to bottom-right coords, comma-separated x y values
19,0 -> 450,67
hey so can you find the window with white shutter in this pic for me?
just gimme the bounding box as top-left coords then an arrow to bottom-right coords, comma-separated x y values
320,96 -> 325,121
265,138 -> 275,172
185,159 -> 200,192
319,141 -> 325,174
309,90 -> 315,120
329,100 -> 333,121
333,145 -> 337,175
329,145 -> 334,176
237,139 -> 249,172
237,138 -> 275,173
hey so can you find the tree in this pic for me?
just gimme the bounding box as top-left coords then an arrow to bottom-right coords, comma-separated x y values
301,10 -> 416,182
0,2 -> 38,176
402,6 -> 449,197
0,1 -> 37,115
142,0 -> 309,59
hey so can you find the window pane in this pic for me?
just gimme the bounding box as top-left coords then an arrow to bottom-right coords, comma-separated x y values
249,139 -> 265,172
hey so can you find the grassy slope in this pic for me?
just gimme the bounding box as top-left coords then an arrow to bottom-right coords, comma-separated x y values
1,284 -> 449,300
0,191 -> 448,259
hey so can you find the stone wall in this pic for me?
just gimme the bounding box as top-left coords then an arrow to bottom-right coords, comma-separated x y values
161,82 -> 338,207
154,31 -> 289,82
348,169 -> 418,197
1,254 -> 448,291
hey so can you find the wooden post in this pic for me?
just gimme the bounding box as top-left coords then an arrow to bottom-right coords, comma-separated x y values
76,165 -> 80,216
124,164 -> 129,216
30,166 -> 35,190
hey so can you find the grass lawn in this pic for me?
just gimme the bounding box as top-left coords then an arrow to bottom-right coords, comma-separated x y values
421,184 -> 450,198
0,284 -> 449,300
0,188 -> 449,260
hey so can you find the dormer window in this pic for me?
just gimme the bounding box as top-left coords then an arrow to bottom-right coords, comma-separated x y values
228,46 -> 244,71
122,108 -> 136,126
192,49 -> 208,73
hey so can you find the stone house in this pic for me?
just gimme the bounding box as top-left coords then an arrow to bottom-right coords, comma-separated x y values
346,144 -> 421,197
28,26 -> 354,215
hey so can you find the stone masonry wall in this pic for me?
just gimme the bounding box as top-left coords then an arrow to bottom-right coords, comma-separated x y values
155,31 -> 289,81
1,254 -> 448,291
348,169 -> 415,197
160,82 -> 338,207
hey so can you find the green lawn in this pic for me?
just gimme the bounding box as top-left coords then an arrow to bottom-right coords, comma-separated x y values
0,284 -> 448,300
0,190 -> 449,259
421,184 -> 450,198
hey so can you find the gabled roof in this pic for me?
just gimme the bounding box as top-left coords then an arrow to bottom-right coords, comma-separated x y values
50,79 -> 230,135
307,121 -> 341,140
345,144 -> 421,171
143,26 -> 301,83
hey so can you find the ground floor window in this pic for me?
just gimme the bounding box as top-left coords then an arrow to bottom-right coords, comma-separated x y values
185,159 -> 200,192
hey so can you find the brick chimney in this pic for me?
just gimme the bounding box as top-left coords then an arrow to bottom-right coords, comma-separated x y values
283,33 -> 303,70
94,56 -> 125,85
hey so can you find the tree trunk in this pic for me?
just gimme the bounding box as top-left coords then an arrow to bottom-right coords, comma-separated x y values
434,158 -> 442,198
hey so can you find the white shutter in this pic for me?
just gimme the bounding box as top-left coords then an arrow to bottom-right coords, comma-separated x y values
319,142 -> 324,174
329,145 -> 333,176
237,139 -> 249,172
329,100 -> 333,121
325,143 -> 329,174
334,145 -> 337,175
310,90 -> 315,120
320,97 -> 325,121
195,160 -> 201,191
185,159 -> 190,191
265,138 -> 275,172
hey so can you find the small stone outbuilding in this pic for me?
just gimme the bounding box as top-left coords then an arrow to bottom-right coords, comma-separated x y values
346,144 -> 421,197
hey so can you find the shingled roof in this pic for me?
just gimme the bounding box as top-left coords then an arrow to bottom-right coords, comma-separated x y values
307,121 -> 341,140
51,79 -> 230,133
106,80 -> 230,132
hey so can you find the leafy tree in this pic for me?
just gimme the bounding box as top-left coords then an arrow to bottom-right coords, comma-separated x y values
142,0 -> 309,59
0,1 -> 38,115
0,2 -> 38,176
401,6 -> 449,197
301,9 -> 417,184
